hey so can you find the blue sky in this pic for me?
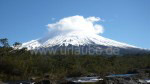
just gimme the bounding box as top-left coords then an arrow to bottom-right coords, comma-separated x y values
0,0 -> 150,48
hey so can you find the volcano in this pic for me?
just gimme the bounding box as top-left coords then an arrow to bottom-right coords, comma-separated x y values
20,15 -> 149,55
20,31 -> 148,55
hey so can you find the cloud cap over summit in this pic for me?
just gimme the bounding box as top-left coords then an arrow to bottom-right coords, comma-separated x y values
47,15 -> 104,35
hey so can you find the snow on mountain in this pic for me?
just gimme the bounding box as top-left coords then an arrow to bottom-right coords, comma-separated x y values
21,31 -> 137,50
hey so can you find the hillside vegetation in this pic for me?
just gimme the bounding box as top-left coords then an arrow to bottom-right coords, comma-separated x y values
0,38 -> 150,81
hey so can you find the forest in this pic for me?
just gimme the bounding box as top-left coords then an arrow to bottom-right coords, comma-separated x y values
0,38 -> 150,82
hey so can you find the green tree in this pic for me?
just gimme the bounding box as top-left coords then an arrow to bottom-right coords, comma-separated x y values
0,38 -> 9,47
13,42 -> 22,49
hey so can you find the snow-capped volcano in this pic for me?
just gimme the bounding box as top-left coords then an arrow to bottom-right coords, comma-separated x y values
20,31 -> 148,55
20,15 -> 149,55
22,31 -> 137,50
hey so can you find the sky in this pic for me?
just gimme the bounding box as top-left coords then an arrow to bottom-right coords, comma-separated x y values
0,0 -> 150,48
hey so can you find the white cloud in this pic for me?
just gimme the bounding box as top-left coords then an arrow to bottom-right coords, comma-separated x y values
47,15 -> 104,35
86,16 -> 101,22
